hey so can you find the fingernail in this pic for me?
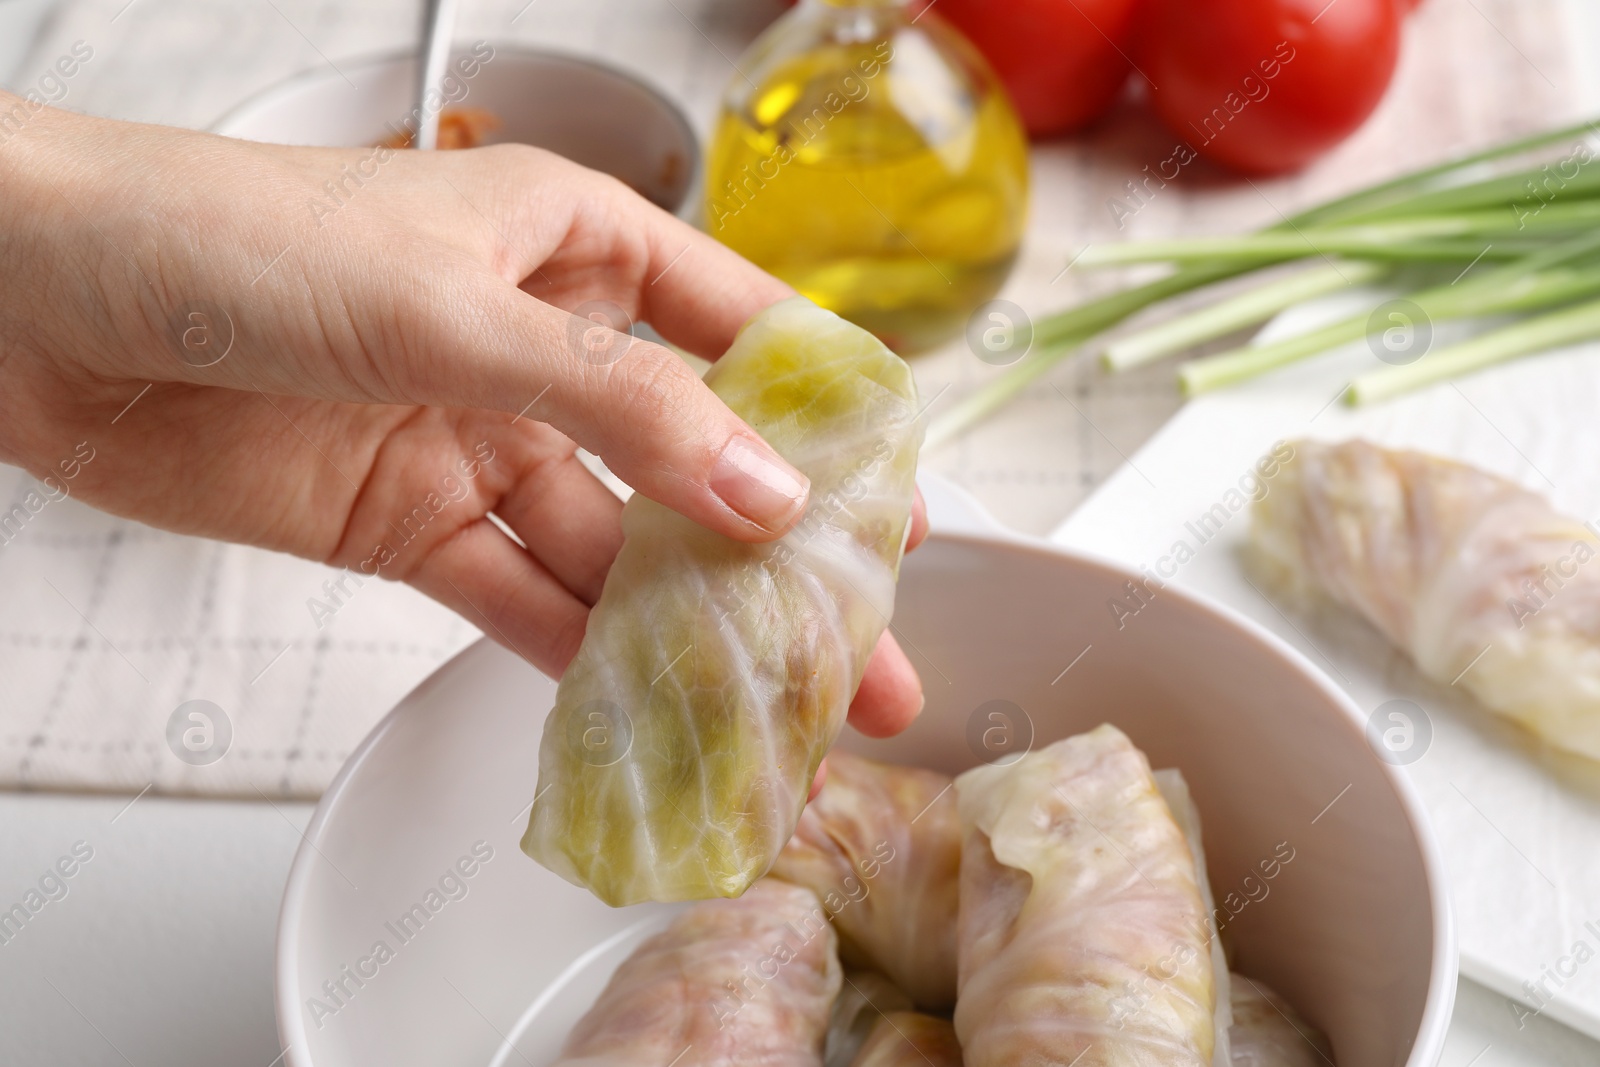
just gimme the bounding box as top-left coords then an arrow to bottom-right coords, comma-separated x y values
711,434 -> 809,533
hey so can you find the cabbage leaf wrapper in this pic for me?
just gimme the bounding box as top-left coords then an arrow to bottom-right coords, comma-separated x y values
1155,769 -> 1232,1067
523,297 -> 923,906
1254,438 -> 1600,762
555,880 -> 841,1067
824,971 -> 915,1067
770,751 -> 961,1009
848,1012 -> 963,1067
954,724 -> 1216,1067
1227,974 -> 1333,1067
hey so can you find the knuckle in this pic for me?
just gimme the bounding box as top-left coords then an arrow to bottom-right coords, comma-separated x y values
479,140 -> 561,175
608,345 -> 701,437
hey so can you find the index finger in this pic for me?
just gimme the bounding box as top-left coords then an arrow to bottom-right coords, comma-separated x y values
517,159 -> 794,361
632,202 -> 795,360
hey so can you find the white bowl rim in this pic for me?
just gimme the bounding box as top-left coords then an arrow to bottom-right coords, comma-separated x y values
273,492 -> 1458,1067
206,44 -> 702,217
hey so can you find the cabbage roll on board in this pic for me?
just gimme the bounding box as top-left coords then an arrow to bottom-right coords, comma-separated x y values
555,880 -> 841,1067
1228,975 -> 1334,1067
1253,438 -> 1600,762
524,297 -> 924,906
848,1013 -> 963,1067
954,724 -> 1217,1067
770,751 -> 961,1009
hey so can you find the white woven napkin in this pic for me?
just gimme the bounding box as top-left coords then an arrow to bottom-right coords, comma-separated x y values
0,463 -> 480,797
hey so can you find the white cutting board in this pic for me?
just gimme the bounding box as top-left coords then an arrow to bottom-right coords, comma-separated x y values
1049,297 -> 1600,1040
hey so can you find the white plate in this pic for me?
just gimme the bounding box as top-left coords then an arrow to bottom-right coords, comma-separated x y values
1054,296 -> 1600,1040
277,474 -> 1454,1067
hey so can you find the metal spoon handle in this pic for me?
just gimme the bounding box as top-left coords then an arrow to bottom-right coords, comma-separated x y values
413,0 -> 459,150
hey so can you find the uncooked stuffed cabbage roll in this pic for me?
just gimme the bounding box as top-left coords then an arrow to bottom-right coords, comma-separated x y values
824,971 -> 915,1067
524,297 -> 923,905
849,1012 -> 963,1067
954,724 -> 1216,1067
1228,975 -> 1334,1067
555,880 -> 840,1067
1254,438 -> 1600,761
770,751 -> 961,1009
1156,769 -> 1232,1067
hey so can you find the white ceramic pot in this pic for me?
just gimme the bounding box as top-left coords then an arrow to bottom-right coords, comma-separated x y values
276,474 -> 1455,1067
211,46 -> 699,216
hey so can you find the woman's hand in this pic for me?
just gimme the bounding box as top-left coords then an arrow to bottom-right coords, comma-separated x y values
0,95 -> 926,736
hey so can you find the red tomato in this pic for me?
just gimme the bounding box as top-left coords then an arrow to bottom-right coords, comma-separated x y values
933,0 -> 1142,137
1138,0 -> 1400,174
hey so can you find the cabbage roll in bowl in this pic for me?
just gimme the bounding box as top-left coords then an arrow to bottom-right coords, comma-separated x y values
954,724 -> 1218,1067
848,1012 -> 963,1067
553,879 -> 841,1067
770,751 -> 962,1010
1227,974 -> 1334,1067
523,297 -> 923,906
824,971 -> 915,1067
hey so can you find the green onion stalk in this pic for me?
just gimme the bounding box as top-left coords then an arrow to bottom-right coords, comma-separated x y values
1102,261 -> 1390,372
1077,200 -> 1600,269
1180,233 -> 1600,394
926,117 -> 1600,446
1348,295 -> 1600,404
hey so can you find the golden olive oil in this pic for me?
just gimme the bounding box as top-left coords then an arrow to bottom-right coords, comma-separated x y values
706,5 -> 1029,353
